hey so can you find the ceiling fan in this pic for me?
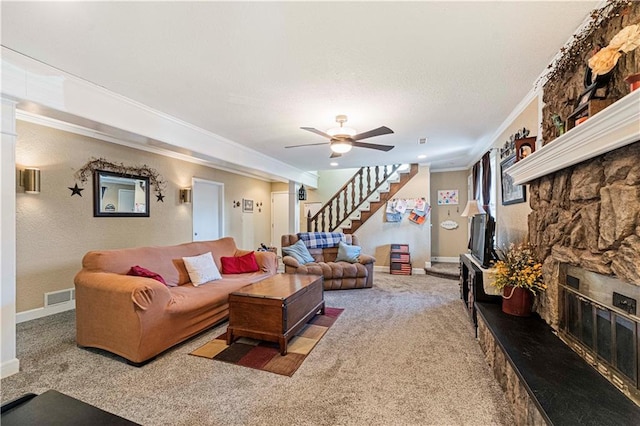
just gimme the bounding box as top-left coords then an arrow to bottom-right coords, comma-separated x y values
286,115 -> 394,158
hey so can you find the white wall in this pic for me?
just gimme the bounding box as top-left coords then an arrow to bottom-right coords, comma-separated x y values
1,98 -> 19,378
356,166 -> 431,270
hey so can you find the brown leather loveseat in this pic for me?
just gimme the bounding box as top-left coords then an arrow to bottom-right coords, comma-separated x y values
281,233 -> 374,290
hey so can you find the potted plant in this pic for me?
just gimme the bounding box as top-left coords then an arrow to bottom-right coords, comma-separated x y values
491,242 -> 546,317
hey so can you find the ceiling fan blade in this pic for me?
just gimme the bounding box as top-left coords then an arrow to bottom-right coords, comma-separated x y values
352,142 -> 395,152
285,142 -> 329,149
301,127 -> 332,139
352,126 -> 394,141
330,152 -> 342,158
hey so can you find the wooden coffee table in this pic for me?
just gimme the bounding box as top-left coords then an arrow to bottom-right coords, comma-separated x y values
226,274 -> 324,355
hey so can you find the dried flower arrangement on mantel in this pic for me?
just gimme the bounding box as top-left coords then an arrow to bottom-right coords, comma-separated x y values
537,0 -> 635,92
74,157 -> 167,200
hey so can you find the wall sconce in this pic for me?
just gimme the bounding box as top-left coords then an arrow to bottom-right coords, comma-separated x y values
233,200 -> 241,208
298,185 -> 307,201
20,168 -> 41,194
256,201 -> 263,213
179,188 -> 192,204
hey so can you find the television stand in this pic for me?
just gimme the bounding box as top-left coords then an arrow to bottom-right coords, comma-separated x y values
459,254 -> 501,334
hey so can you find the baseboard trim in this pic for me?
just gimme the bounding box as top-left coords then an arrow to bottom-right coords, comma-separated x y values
16,300 -> 75,324
431,257 -> 459,263
1,358 -> 20,378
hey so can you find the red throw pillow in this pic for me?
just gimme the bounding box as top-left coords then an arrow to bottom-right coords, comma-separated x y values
221,252 -> 260,274
127,265 -> 169,286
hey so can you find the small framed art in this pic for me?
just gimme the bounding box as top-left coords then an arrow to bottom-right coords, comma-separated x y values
242,198 -> 254,213
515,137 -> 536,162
500,155 -> 526,205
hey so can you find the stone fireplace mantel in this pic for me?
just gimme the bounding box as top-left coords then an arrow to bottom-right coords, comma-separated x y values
507,89 -> 640,185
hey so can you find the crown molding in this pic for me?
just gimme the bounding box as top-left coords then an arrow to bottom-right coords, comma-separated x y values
2,47 -> 318,188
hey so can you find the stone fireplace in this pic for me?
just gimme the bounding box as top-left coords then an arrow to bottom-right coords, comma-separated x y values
528,138 -> 640,329
507,89 -> 640,405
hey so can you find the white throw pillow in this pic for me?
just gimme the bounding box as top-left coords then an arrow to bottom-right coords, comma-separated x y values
182,252 -> 222,286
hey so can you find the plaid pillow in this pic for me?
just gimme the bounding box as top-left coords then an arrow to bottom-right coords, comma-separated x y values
297,232 -> 345,249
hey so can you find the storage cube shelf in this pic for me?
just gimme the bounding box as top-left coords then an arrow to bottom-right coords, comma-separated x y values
390,244 -> 411,275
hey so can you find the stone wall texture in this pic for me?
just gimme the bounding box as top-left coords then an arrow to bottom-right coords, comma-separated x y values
477,318 -> 546,426
529,141 -> 640,327
542,2 -> 640,145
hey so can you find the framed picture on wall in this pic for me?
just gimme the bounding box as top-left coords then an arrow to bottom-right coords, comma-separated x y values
242,198 -> 254,213
500,155 -> 526,205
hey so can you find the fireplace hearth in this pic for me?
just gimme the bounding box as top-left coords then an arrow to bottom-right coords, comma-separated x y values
559,265 -> 640,405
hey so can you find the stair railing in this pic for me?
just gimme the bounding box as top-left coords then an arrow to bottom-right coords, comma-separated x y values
307,164 -> 403,232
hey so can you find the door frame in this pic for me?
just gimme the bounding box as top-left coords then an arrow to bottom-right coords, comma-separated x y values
271,190 -> 289,248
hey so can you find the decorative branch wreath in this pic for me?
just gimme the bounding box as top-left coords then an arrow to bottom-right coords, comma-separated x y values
74,157 -> 167,199
537,0 -> 633,91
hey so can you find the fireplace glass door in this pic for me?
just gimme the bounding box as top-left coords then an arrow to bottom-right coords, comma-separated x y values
561,287 -> 638,389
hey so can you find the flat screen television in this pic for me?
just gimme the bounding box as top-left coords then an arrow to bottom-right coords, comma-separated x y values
470,214 -> 496,268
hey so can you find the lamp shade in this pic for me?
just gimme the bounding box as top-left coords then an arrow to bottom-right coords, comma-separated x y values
21,168 -> 41,194
179,188 -> 192,204
460,199 -> 484,217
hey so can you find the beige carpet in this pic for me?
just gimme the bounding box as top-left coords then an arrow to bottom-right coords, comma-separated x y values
1,273 -> 514,425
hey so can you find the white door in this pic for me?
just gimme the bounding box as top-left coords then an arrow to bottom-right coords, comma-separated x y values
271,191 -> 289,253
118,189 -> 135,212
192,179 -> 224,241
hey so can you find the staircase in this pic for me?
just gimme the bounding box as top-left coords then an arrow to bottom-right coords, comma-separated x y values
307,163 -> 419,234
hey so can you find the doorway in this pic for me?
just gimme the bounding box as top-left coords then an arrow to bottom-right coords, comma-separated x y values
192,178 -> 224,241
271,191 -> 289,253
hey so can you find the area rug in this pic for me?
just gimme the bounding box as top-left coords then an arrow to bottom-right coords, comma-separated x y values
189,307 -> 343,376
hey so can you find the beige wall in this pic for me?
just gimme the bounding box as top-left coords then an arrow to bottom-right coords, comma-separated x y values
16,121 -> 272,312
492,99 -> 537,249
430,170 -> 469,258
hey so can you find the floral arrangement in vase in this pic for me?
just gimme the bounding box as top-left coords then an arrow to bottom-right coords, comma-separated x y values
492,242 -> 545,317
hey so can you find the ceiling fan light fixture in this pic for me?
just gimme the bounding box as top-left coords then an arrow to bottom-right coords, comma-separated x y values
327,126 -> 357,137
330,141 -> 353,153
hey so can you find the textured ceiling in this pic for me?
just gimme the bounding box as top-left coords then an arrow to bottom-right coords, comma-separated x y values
1,1 -> 598,172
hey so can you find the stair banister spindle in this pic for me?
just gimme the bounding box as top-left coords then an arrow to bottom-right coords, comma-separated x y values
351,181 -> 356,216
358,169 -> 364,204
366,167 -> 372,194
375,166 -> 380,187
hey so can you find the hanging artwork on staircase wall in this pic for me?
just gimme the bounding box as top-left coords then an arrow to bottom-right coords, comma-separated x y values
385,198 -> 430,224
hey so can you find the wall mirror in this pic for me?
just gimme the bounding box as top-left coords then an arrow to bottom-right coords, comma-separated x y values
93,170 -> 150,217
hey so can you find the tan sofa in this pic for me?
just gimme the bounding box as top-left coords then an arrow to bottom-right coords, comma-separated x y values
74,237 -> 277,364
281,233 -> 374,290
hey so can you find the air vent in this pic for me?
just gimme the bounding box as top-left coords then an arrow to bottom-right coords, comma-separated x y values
44,288 -> 75,307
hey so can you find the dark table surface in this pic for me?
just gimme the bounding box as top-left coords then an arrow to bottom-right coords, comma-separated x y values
1,389 -> 139,426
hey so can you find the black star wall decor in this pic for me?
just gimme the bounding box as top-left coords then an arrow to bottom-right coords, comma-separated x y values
68,183 -> 84,197
156,193 -> 165,202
